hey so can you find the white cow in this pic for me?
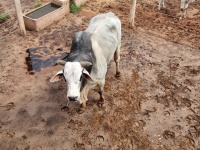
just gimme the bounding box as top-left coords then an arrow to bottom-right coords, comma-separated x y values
158,0 -> 196,19
50,12 -> 121,113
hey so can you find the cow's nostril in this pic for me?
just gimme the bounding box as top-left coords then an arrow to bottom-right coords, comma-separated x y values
68,96 -> 78,101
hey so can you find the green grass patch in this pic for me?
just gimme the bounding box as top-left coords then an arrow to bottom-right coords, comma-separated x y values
70,3 -> 81,13
0,13 -> 10,21
34,1 -> 43,8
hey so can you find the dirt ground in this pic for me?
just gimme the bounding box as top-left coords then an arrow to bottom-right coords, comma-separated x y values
0,0 -> 200,150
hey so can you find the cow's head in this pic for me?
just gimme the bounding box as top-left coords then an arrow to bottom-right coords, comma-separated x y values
50,60 -> 93,103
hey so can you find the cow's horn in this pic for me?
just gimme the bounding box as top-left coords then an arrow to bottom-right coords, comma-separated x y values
56,60 -> 66,66
80,61 -> 92,67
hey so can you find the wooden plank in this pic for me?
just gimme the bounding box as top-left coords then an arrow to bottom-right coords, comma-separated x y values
129,0 -> 137,27
14,0 -> 26,36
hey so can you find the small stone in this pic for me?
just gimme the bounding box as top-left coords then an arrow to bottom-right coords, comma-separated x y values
135,122 -> 140,127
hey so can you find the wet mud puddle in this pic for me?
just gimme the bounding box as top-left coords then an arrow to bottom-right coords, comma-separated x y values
26,47 -> 68,74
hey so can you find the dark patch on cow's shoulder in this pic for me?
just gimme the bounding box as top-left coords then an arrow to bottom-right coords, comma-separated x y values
71,31 -> 93,53
67,31 -> 96,73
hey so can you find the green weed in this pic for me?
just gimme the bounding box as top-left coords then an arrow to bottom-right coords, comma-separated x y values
70,3 -> 81,13
0,13 -> 10,21
34,1 -> 43,8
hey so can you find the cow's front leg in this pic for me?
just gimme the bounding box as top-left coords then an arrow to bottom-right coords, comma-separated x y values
78,87 -> 89,113
183,9 -> 187,18
162,0 -> 165,8
179,9 -> 185,19
78,99 -> 87,114
158,0 -> 165,10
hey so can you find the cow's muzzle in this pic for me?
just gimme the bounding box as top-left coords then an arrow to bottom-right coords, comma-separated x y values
68,96 -> 78,101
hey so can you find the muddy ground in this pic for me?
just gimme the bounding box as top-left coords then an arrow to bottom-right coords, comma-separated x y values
0,0 -> 200,149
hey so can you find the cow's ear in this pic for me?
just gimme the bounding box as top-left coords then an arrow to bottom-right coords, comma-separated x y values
82,69 -> 94,82
50,70 -> 63,82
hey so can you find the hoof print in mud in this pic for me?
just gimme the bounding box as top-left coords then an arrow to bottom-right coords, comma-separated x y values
163,130 -> 175,139
96,135 -> 104,143
0,102 -> 15,111
189,126 -> 199,138
61,105 -> 69,112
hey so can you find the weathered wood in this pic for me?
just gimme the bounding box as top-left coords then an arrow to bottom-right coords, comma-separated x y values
23,1 -> 70,31
74,0 -> 88,6
14,0 -> 26,36
129,0 -> 137,27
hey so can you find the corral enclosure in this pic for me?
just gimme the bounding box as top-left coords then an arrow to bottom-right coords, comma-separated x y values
0,0 -> 200,150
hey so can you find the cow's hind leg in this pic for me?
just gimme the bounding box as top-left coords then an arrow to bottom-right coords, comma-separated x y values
158,0 -> 165,10
98,80 -> 105,108
114,43 -> 121,78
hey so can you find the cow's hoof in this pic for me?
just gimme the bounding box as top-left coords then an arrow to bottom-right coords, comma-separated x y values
115,72 -> 121,78
80,103 -> 86,108
98,101 -> 104,108
77,107 -> 85,114
77,103 -> 86,114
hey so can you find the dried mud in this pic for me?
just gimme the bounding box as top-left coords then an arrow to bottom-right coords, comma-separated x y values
0,0 -> 200,150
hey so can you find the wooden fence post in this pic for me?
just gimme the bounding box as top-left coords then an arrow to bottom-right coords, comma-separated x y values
129,0 -> 137,28
14,0 -> 26,36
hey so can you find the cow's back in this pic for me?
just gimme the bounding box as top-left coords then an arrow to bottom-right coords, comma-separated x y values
85,12 -> 121,64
